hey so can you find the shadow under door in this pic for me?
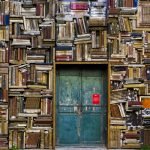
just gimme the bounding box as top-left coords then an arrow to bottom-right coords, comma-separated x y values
56,65 -> 108,146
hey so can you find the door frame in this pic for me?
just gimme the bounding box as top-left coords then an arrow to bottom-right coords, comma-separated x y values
53,62 -> 110,149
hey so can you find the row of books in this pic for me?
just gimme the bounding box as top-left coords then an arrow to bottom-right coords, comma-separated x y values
0,14 -> 9,26
108,0 -> 138,9
9,64 -> 53,89
10,0 -> 55,18
9,96 -> 52,119
9,18 -> 55,42
9,128 -> 52,149
111,128 -> 142,148
9,47 -> 53,65
0,1 -> 9,14
110,127 -> 143,148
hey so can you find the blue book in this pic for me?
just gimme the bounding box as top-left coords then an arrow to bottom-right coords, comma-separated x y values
131,32 -> 142,37
4,15 -> 9,26
133,0 -> 138,7
56,46 -> 73,50
0,89 -> 2,99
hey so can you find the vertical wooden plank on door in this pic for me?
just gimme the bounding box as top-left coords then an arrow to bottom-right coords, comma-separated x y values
107,63 -> 111,148
56,67 -> 81,145
102,66 -> 108,145
53,63 -> 56,148
81,67 -> 107,145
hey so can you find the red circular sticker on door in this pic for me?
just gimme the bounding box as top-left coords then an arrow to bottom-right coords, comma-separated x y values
92,94 -> 100,104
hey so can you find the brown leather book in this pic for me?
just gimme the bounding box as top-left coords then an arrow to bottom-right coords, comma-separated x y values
143,129 -> 150,146
26,132 -> 40,148
110,104 -> 122,118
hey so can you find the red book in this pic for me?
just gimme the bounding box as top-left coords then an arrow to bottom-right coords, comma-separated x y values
70,2 -> 89,10
123,133 -> 140,139
56,55 -> 72,59
128,101 -> 142,106
47,99 -> 52,115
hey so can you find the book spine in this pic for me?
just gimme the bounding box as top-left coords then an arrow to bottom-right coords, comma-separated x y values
70,3 -> 89,10
4,15 -> 9,26
40,130 -> 44,149
49,128 -> 52,148
133,0 -> 138,7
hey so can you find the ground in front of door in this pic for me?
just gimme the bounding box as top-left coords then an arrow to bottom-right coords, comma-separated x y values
56,146 -> 106,150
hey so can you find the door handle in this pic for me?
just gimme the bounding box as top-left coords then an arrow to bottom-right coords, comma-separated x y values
74,105 -> 82,115
77,104 -> 82,115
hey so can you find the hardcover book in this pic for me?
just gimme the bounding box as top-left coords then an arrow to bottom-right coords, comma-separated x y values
70,2 -> 89,10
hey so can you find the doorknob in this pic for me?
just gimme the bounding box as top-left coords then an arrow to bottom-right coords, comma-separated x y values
74,105 -> 82,115
77,105 -> 82,115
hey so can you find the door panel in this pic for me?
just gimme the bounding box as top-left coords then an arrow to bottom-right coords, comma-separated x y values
56,70 -> 81,145
81,69 -> 106,144
57,114 -> 79,144
81,76 -> 102,106
57,75 -> 81,106
56,66 -> 107,146
81,114 -> 101,144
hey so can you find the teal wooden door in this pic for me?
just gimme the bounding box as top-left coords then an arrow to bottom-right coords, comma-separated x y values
56,65 -> 107,146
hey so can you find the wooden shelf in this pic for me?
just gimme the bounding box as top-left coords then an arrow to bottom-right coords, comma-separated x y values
55,61 -> 109,65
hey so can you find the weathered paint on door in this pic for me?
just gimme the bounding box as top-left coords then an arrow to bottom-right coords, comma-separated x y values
56,65 -> 107,146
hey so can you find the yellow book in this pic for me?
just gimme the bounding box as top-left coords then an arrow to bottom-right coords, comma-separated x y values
128,68 -> 133,79
110,125 -> 127,130
0,29 -> 4,40
49,128 -> 53,148
40,130 -> 44,149
124,83 -> 145,88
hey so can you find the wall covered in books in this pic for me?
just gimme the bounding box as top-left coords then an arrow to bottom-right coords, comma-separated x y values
0,0 -> 150,149
56,0 -> 107,61
8,0 -> 55,149
108,0 -> 150,149
0,0 -> 9,149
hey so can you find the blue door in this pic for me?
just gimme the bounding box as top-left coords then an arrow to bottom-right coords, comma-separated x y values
56,65 -> 107,146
